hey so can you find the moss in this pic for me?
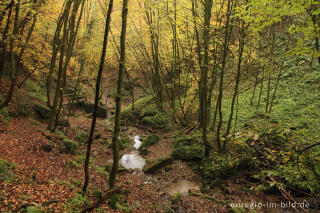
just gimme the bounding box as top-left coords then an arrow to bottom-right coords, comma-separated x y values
142,113 -> 168,129
25,79 -> 47,102
121,109 -> 141,123
0,107 -> 10,124
79,101 -> 107,118
61,139 -> 79,154
0,158 -> 16,182
143,157 -> 173,174
172,145 -> 204,161
143,104 -> 158,117
33,103 -> 51,119
173,135 -> 200,148
26,205 -> 44,213
170,193 -> 182,204
75,130 -> 88,144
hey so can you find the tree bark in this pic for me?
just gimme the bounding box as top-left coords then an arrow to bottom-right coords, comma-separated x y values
109,0 -> 129,190
82,0 -> 114,195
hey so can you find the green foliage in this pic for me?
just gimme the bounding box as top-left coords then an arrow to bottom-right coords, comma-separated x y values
33,103 -> 51,119
143,104 -> 158,117
0,107 -> 10,124
63,193 -> 90,212
170,193 -> 182,204
61,139 -> 79,154
25,80 -> 47,102
16,93 -> 34,117
75,130 -> 88,144
142,113 -> 168,129
0,158 -> 16,182
26,204 -> 44,213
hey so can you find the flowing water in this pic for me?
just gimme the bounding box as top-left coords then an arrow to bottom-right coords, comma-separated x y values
120,135 -> 146,170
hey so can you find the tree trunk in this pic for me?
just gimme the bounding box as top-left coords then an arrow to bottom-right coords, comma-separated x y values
109,0 -> 129,190
0,0 -> 19,110
200,0 -> 213,157
82,0 -> 114,195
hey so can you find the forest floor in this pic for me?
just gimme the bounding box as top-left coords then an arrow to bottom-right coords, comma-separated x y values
0,114 -> 291,213
0,79 -> 311,213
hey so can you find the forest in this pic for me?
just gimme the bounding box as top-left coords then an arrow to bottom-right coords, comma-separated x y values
0,0 -> 320,212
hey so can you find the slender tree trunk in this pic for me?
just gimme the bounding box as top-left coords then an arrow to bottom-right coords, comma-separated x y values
257,67 -> 264,109
226,23 -> 245,138
269,55 -> 285,113
0,0 -> 13,77
250,70 -> 259,106
200,0 -> 213,157
0,0 -> 19,110
82,0 -> 114,195
216,0 -> 234,152
47,2 -> 70,108
109,0 -> 129,190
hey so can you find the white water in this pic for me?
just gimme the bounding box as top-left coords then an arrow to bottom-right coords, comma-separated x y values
133,135 -> 142,149
120,135 -> 146,171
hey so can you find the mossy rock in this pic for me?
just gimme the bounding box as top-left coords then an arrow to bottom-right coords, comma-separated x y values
142,134 -> 159,147
173,135 -> 200,148
142,105 -> 158,117
121,109 -> 141,123
0,158 -> 16,182
143,157 -> 173,174
79,101 -> 107,118
138,134 -> 160,154
142,113 -> 168,129
109,136 -> 132,150
172,145 -> 204,161
33,103 -> 51,119
61,139 -> 79,154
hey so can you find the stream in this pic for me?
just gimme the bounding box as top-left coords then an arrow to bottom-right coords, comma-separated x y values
119,135 -> 200,195
120,135 -> 146,170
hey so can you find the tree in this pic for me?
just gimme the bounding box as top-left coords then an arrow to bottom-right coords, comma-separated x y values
82,0 -> 114,195
109,0 -> 129,191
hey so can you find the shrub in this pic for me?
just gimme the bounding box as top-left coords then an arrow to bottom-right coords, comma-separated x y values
61,139 -> 79,154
